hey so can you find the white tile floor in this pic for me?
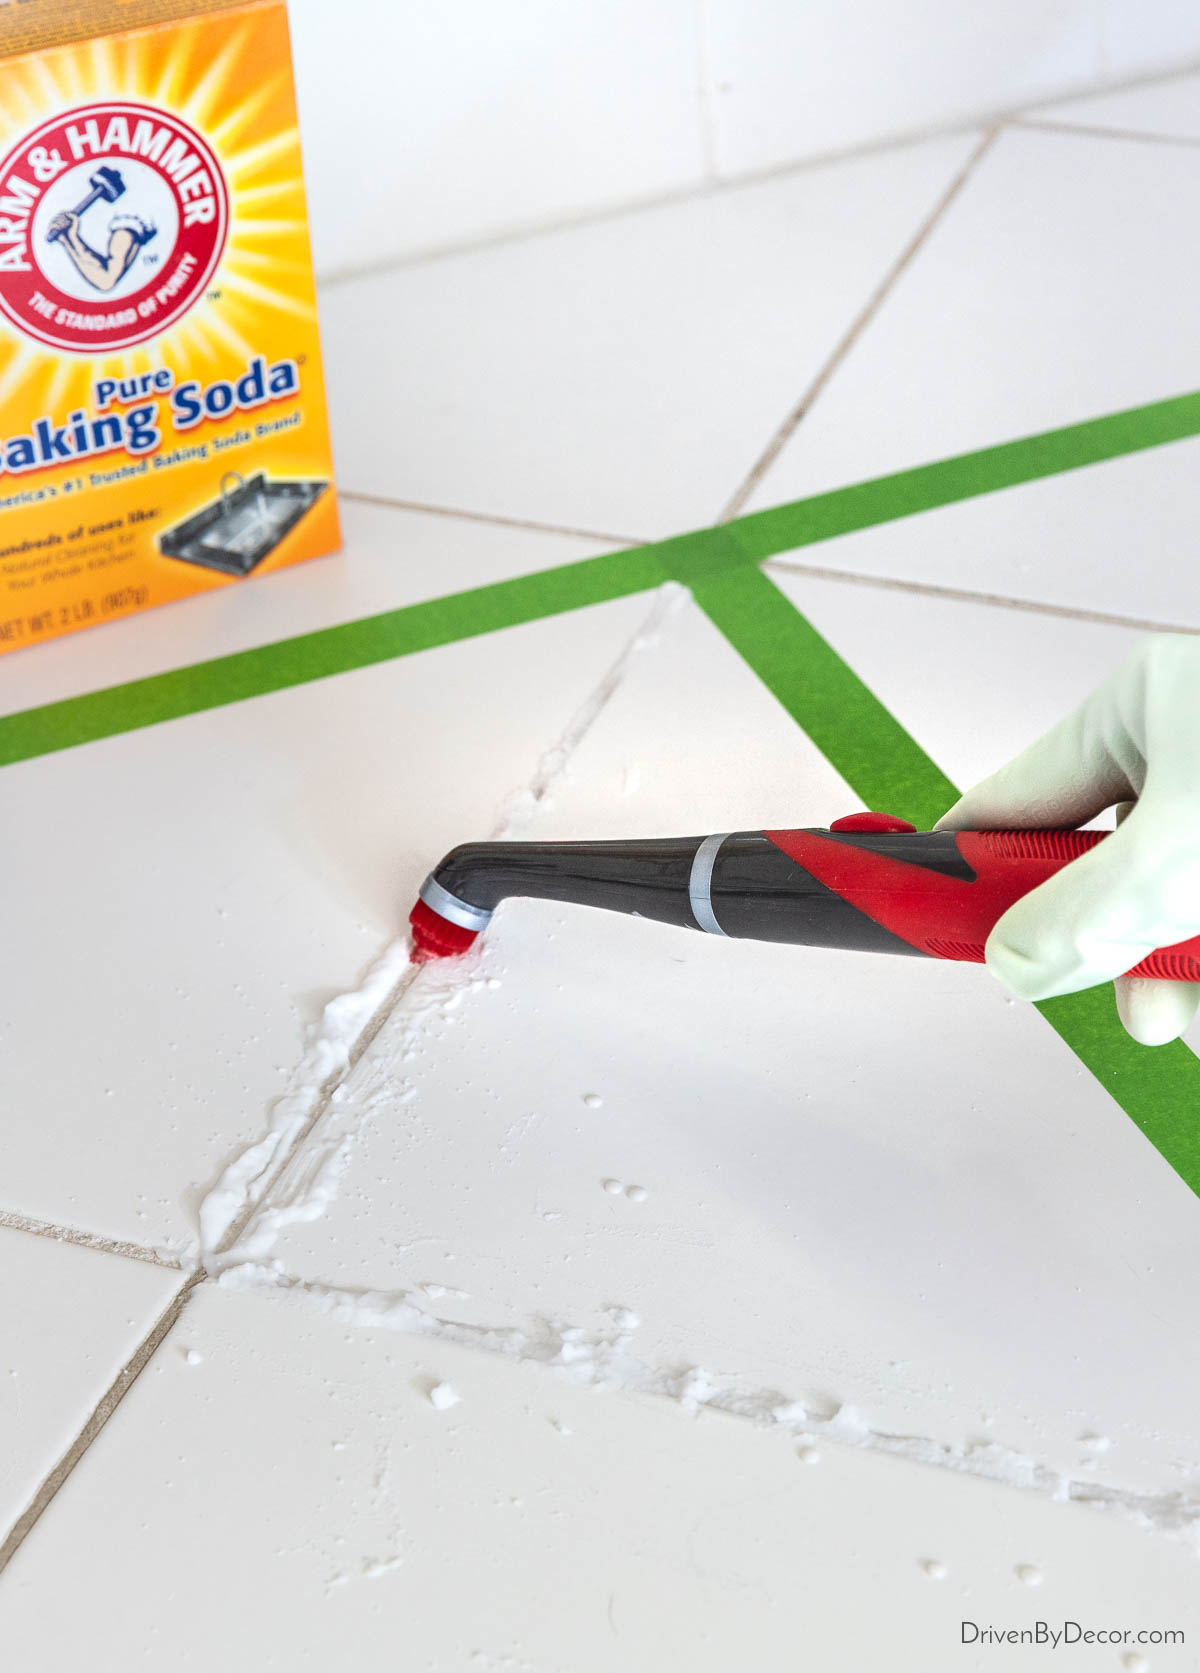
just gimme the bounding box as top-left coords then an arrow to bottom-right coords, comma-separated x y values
0,584 -> 652,1252
760,436 -> 1200,628
3,73 -> 1200,1667
742,123 -> 1200,530
319,131 -> 980,538
3,1283 -> 1197,1673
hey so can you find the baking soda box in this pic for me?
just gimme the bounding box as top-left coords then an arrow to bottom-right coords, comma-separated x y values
0,0 -> 339,654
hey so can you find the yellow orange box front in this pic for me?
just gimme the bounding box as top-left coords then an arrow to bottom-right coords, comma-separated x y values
0,0 -> 338,654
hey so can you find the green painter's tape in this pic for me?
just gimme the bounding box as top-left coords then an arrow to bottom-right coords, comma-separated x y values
5,386 -> 1200,763
727,388 -> 1200,561
3,389 -> 1200,1197
687,564 -> 959,829
0,545 -> 665,766
691,562 -> 1200,1200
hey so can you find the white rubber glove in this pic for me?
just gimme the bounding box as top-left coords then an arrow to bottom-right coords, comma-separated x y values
934,634 -> 1200,1047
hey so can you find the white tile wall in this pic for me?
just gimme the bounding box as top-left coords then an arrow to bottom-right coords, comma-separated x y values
1101,0 -> 1200,80
1034,67 -> 1200,138
286,1 -> 1200,279
700,0 -> 1099,176
286,0 -> 708,278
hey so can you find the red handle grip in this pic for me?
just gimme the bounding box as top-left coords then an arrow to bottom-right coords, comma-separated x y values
961,830 -> 1200,981
768,827 -> 1200,982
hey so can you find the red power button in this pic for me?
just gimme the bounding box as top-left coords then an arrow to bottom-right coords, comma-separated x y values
829,812 -> 918,833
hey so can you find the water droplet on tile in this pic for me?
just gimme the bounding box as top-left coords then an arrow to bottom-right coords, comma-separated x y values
625,1184 -> 648,1202
921,1559 -> 947,1580
1122,1655 -> 1150,1672
602,1178 -> 623,1195
795,1446 -> 821,1465
182,1348 -> 203,1367
1015,1564 -> 1042,1586
582,1093 -> 603,1109
428,1383 -> 460,1411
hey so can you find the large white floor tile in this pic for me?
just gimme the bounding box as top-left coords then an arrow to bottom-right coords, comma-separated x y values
250,595 -> 1200,1499
1033,69 -> 1200,139
0,1226 -> 180,1538
289,0 -> 707,278
758,435 -> 1200,627
703,0 -> 1097,177
0,590 -> 655,1253
1,1282 -> 1195,1669
744,127 -> 1200,555
767,566 -> 1142,787
321,134 -> 981,539
0,499 -> 609,719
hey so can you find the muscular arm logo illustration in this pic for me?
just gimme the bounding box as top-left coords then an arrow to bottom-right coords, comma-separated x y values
46,207 -> 155,293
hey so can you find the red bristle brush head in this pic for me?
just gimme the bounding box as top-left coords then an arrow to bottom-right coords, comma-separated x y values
409,898 -> 479,963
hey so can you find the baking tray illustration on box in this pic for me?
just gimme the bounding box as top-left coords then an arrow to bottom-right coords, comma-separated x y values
158,470 -> 329,576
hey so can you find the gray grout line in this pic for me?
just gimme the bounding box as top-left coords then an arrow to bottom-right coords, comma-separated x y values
314,56 -> 1200,294
0,593 -> 685,1578
314,57 -> 1200,295
717,127 -> 1000,523
0,1208 -> 185,1271
338,489 -> 645,549
0,1267 -> 205,1581
1011,115 -> 1200,151
314,117 -> 1007,291
1020,52 -> 1200,114
314,54 -> 1200,292
763,555 -> 1200,636
216,584 -> 683,1265
209,961 -> 423,1262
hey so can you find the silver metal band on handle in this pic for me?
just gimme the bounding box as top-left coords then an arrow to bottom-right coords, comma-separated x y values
688,833 -> 729,936
418,873 -> 494,931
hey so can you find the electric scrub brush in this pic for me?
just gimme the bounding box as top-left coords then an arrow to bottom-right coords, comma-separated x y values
409,811 -> 1200,979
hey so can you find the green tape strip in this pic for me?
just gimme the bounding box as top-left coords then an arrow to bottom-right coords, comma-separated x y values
684,564 -> 958,828
692,564 -> 1200,1200
3,388 -> 1200,1196
0,545 -> 665,767
728,387 -> 1200,561
6,386 -> 1200,765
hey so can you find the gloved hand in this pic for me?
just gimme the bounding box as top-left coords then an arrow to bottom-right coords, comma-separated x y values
934,634 -> 1200,1047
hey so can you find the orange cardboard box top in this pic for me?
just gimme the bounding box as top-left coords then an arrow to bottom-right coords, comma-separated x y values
0,0 -> 255,59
